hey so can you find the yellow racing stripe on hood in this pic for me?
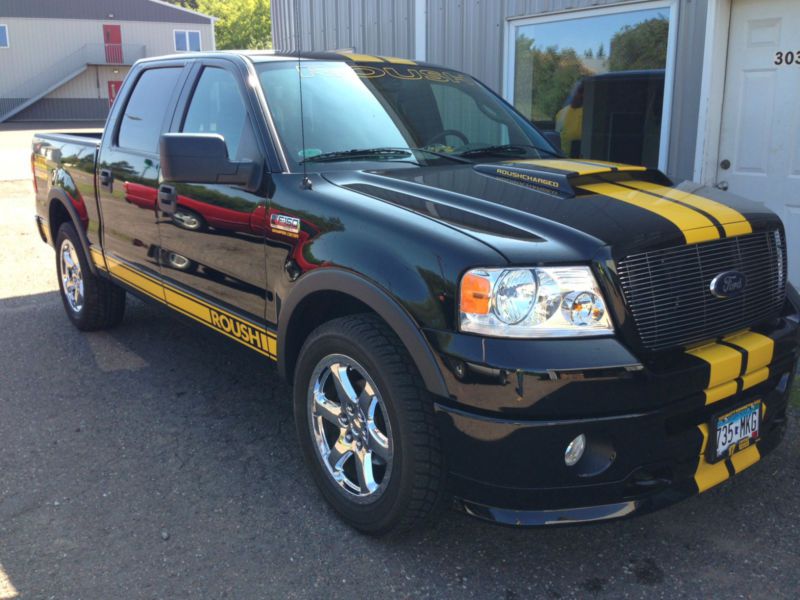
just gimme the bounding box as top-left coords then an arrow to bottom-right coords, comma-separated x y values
580,182 -> 720,244
566,159 -> 647,172
509,159 -> 612,175
623,181 -> 752,237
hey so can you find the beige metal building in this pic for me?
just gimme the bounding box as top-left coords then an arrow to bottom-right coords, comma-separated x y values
0,0 -> 215,123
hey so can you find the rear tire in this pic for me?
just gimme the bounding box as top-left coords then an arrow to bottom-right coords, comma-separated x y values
293,314 -> 446,535
56,222 -> 126,331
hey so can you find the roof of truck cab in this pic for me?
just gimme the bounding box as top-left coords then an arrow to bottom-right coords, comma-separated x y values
136,50 -> 446,70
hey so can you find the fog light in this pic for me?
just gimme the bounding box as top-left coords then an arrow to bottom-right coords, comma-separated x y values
565,434 -> 586,467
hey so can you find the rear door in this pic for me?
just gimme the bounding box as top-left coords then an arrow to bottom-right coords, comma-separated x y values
97,63 -> 189,300
157,59 -> 273,347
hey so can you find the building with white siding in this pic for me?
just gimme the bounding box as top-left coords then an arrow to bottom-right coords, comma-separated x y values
0,0 -> 215,123
272,0 -> 800,284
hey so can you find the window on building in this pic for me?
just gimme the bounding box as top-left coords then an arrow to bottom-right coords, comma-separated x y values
508,3 -> 674,169
181,67 -> 259,162
174,30 -> 201,52
118,67 -> 183,153
0,25 -> 9,48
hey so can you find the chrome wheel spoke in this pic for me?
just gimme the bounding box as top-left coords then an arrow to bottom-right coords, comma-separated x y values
357,385 -> 376,415
327,437 -> 353,479
354,450 -> 378,494
330,364 -> 359,404
367,424 -> 391,463
314,390 -> 342,426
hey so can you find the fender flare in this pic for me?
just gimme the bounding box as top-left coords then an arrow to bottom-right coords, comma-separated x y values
48,190 -> 99,276
277,268 -> 450,399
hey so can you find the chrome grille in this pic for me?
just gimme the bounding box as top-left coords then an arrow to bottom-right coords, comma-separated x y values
617,230 -> 787,351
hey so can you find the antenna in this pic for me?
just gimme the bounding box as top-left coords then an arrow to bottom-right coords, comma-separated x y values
294,0 -> 312,190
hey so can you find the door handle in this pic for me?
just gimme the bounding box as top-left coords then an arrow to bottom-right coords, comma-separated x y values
158,184 -> 177,215
99,168 -> 113,190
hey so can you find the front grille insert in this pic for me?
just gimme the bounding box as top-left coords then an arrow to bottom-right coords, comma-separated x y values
616,230 -> 787,351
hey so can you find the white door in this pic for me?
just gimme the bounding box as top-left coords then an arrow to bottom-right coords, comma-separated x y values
716,0 -> 800,283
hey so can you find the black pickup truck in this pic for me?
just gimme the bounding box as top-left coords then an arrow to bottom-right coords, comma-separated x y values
32,51 -> 799,534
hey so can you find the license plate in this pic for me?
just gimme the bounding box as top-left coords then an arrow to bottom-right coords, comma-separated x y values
710,400 -> 761,462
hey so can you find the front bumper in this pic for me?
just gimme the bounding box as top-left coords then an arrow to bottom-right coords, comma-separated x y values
426,308 -> 799,526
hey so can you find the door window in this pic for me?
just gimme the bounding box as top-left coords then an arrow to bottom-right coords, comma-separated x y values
181,67 -> 259,162
117,67 -> 183,153
508,3 -> 674,168
0,25 -> 9,48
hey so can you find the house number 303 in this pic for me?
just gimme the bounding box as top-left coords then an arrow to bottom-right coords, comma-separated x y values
774,51 -> 800,65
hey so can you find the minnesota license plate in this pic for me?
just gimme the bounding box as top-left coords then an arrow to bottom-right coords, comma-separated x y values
711,400 -> 761,462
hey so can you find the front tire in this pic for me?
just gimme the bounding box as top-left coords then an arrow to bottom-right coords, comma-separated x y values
293,314 -> 446,535
56,222 -> 126,331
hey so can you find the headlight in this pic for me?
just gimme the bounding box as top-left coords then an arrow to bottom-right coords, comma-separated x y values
459,266 -> 613,337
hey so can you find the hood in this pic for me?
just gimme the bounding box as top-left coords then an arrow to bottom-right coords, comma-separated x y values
322,158 -> 779,263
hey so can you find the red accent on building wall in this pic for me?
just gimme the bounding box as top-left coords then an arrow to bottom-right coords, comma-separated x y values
108,80 -> 123,107
103,24 -> 123,64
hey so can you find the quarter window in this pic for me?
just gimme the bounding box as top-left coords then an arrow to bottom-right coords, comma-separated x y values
174,30 -> 201,52
182,67 -> 259,162
117,67 -> 183,153
0,25 -> 9,48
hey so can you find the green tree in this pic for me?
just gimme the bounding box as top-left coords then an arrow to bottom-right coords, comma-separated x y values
195,0 -> 272,49
169,0 -> 199,8
513,35 -> 590,123
608,16 -> 668,72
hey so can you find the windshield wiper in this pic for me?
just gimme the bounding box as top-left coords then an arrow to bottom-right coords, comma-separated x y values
457,144 -> 561,159
301,148 -> 417,164
300,147 -> 472,165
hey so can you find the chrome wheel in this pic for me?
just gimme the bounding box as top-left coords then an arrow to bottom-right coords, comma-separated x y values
60,239 -> 84,313
308,354 -> 393,502
172,210 -> 202,230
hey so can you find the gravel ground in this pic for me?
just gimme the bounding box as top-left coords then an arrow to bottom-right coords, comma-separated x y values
1,180 -> 799,599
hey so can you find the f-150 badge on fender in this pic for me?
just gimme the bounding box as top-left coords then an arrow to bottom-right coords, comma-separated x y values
270,213 -> 301,236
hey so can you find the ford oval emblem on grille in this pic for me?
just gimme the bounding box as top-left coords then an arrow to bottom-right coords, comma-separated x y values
709,270 -> 747,299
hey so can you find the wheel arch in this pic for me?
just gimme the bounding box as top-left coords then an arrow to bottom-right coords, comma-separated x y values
48,190 -> 98,276
278,269 -> 449,399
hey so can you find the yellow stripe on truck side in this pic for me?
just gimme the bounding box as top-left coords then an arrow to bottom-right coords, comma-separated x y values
580,182 -> 721,244
104,255 -> 277,359
622,180 -> 753,237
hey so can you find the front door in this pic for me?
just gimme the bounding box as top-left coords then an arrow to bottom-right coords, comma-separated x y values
716,0 -> 800,283
103,24 -> 123,63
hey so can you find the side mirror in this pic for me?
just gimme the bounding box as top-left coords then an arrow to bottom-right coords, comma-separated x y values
159,133 -> 262,192
542,130 -> 562,153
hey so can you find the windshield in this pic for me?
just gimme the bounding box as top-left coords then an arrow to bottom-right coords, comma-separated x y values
256,60 -> 556,169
